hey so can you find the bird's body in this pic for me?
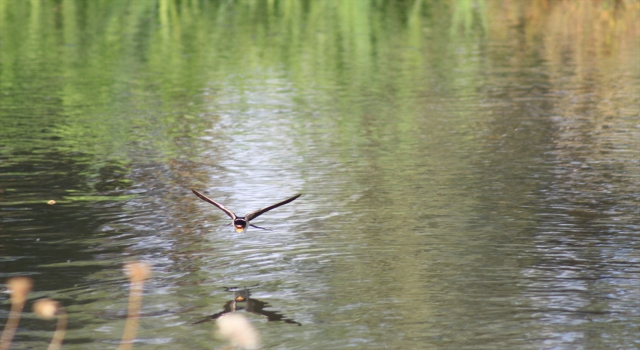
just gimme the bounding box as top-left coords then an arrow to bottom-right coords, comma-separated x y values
191,189 -> 301,233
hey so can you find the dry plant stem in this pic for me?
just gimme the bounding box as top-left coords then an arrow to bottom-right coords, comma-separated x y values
34,299 -> 68,350
0,277 -> 32,350
118,261 -> 150,350
0,299 -> 25,350
118,280 -> 144,350
47,309 -> 68,350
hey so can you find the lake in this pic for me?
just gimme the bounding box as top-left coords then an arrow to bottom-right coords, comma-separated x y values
1,0 -> 639,349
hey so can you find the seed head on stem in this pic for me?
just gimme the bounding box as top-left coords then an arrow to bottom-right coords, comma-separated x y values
216,313 -> 260,350
33,299 -> 67,350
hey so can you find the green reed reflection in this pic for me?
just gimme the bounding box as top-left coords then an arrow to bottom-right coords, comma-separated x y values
1,0 -> 635,162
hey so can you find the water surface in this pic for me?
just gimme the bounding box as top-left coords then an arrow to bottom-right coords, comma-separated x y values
1,1 -> 639,349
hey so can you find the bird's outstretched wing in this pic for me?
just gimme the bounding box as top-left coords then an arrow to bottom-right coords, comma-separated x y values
246,194 -> 301,221
191,189 -> 237,219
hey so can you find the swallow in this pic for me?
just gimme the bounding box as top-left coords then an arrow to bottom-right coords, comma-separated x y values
191,189 -> 301,233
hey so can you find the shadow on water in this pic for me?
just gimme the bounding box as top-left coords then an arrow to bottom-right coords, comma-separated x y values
0,153 -> 134,286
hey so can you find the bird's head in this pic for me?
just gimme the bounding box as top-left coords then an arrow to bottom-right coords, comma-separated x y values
234,219 -> 247,233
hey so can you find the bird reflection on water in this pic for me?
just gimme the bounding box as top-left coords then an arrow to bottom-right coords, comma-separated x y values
194,286 -> 301,326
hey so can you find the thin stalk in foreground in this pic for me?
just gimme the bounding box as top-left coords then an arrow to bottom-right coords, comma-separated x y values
0,277 -> 33,350
33,299 -> 67,350
119,261 -> 151,350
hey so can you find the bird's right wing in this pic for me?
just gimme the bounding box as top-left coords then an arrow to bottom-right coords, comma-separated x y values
191,189 -> 236,219
245,194 -> 301,221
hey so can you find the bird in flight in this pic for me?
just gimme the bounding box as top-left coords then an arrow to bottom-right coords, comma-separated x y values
191,189 -> 301,233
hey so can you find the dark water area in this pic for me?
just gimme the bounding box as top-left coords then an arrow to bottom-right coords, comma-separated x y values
1,0 -> 639,349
